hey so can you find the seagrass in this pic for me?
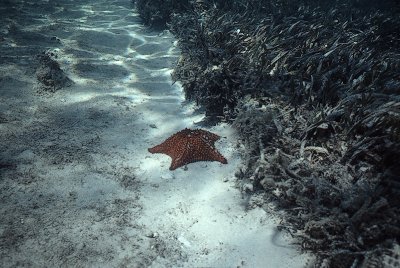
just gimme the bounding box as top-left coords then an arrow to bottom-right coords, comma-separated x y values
135,0 -> 400,266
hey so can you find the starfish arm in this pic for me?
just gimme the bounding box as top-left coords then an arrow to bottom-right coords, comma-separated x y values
192,146 -> 228,164
169,160 -> 181,170
148,145 -> 162,154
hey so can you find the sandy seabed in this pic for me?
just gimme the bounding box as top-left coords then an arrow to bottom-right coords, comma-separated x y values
0,0 -> 309,267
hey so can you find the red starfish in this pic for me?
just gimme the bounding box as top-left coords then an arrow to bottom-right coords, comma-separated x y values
148,128 -> 228,170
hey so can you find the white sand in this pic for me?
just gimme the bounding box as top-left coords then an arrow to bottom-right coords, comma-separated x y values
0,0 -> 309,267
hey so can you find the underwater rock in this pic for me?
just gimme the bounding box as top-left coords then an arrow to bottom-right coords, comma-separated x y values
35,51 -> 73,93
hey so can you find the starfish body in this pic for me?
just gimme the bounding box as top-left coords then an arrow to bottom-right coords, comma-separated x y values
148,128 -> 228,170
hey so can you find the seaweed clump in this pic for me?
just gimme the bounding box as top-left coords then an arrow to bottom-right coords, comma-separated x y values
136,0 -> 400,266
132,0 -> 190,29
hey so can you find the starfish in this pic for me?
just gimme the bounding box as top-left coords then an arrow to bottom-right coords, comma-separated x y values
148,128 -> 228,170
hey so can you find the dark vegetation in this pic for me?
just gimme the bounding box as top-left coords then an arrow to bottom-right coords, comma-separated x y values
134,0 -> 400,266
134,0 -> 190,29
